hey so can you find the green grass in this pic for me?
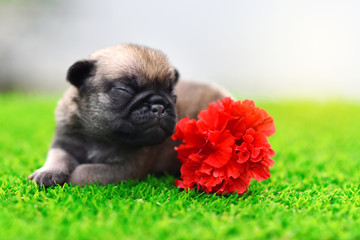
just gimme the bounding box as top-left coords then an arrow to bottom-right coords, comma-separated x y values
1,93 -> 360,240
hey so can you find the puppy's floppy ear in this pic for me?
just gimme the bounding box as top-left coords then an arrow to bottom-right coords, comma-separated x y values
174,68 -> 180,84
66,60 -> 95,88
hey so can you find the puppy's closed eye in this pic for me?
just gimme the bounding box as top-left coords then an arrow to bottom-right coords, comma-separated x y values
112,86 -> 134,95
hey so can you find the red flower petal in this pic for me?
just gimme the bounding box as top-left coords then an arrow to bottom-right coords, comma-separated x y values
172,117 -> 190,140
225,160 -> 242,179
198,105 -> 234,132
203,131 -> 235,168
199,163 -> 213,175
174,179 -> 187,189
248,163 -> 271,181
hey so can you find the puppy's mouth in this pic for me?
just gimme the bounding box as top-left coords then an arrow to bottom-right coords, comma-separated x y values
130,104 -> 176,133
114,117 -> 175,147
131,104 -> 167,121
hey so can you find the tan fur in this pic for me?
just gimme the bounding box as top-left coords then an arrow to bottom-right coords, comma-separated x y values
90,44 -> 175,86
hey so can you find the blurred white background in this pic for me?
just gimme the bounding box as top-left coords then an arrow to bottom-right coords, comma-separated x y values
0,0 -> 359,100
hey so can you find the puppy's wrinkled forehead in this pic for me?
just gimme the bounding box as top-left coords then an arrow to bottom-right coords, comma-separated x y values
90,44 -> 175,85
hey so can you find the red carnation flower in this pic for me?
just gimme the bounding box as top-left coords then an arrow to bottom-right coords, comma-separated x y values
172,97 -> 276,195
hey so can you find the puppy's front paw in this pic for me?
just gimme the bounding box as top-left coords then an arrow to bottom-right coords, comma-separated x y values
28,169 -> 69,187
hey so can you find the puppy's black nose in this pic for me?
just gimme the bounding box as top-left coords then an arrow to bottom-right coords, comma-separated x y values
151,104 -> 165,118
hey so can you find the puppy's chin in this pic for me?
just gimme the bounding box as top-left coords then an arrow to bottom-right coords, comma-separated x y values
113,114 -> 176,147
117,125 -> 173,147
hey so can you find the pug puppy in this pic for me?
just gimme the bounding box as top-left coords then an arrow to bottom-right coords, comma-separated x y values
29,44 -> 229,187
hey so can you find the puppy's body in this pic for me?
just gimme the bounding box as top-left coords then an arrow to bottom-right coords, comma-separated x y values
29,44 -> 228,186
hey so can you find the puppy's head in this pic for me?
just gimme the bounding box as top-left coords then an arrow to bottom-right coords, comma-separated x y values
66,44 -> 179,147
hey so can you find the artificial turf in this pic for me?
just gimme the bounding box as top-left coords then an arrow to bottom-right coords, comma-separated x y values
0,93 -> 360,240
